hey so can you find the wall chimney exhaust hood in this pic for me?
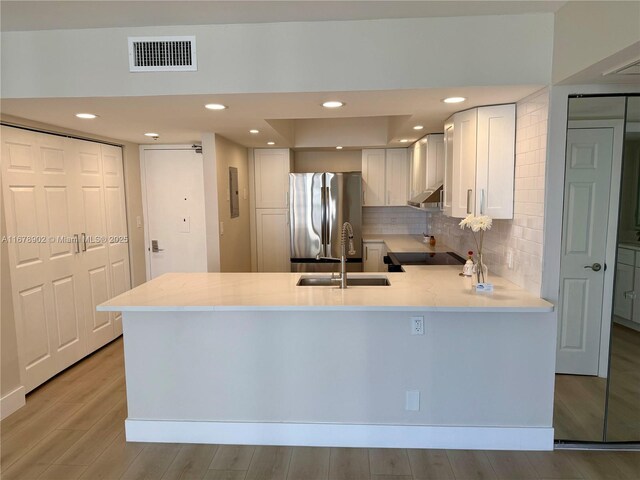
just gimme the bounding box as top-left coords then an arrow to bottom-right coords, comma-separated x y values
407,183 -> 443,210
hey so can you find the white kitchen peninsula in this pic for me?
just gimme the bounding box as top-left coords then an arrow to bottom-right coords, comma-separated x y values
98,268 -> 555,450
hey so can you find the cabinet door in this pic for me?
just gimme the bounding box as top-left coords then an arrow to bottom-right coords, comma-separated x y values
443,119 -> 454,216
614,262 -> 635,320
425,134 -> 445,187
364,242 -> 384,272
361,149 -> 385,206
476,104 -> 516,219
451,109 -> 477,218
634,267 -> 640,325
256,209 -> 290,272
254,149 -> 291,209
410,142 -> 425,199
385,148 -> 409,206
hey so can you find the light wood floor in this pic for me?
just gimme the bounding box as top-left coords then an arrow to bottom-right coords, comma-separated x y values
1,338 -> 638,480
554,324 -> 640,442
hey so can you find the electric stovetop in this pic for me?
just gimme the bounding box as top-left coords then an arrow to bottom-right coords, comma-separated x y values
387,251 -> 465,266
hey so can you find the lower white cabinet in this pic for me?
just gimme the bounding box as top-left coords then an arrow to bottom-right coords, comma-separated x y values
635,266 -> 640,325
363,241 -> 386,272
1,126 -> 131,392
256,209 -> 290,272
613,247 -> 640,326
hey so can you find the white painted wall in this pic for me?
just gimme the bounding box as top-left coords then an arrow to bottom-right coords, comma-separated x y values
293,150 -> 362,173
201,133 -> 221,272
553,1 -> 640,84
1,15 -> 553,99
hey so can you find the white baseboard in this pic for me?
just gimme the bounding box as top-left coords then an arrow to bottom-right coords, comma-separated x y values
125,419 -> 554,451
0,386 -> 25,420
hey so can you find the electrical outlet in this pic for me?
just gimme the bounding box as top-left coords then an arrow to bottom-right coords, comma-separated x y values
507,249 -> 514,270
410,316 -> 424,335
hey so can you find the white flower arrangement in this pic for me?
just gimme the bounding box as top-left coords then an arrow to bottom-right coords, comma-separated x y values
459,214 -> 493,284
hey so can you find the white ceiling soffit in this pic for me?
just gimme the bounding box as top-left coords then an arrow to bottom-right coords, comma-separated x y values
1,1 -> 566,32
0,85 -> 542,147
557,41 -> 640,86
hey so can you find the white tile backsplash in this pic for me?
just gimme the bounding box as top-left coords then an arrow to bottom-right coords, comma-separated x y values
362,206 -> 428,235
427,88 -> 549,295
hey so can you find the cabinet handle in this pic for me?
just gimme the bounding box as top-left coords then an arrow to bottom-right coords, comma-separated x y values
363,190 -> 366,205
466,189 -> 473,214
481,189 -> 485,215
74,233 -> 80,254
81,232 -> 87,252
624,290 -> 637,300
365,246 -> 368,261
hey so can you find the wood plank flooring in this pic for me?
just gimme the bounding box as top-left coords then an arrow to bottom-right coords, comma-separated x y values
1,337 -> 638,480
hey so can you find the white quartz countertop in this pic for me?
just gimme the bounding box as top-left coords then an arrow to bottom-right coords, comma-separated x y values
362,234 -> 452,253
98,266 -> 554,313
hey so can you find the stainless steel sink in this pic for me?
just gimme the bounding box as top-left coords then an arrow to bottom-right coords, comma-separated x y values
296,275 -> 391,287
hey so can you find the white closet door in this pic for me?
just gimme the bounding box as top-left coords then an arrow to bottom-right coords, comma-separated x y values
101,144 -> 130,336
74,140 -> 114,352
1,127 -> 85,390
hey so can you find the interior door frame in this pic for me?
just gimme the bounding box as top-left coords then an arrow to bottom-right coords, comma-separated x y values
562,119 -> 625,377
139,144 -> 200,281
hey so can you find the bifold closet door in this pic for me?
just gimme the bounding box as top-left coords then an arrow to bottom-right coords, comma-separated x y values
74,140 -> 115,352
1,127 -> 86,391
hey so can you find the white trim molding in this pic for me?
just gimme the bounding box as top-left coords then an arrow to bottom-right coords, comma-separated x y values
0,386 -> 25,420
126,420 -> 554,451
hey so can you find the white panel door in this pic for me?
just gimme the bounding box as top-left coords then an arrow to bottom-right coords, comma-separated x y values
443,119 -> 454,216
385,148 -> 409,206
557,127 -> 614,375
256,209 -> 290,272
476,104 -> 516,219
142,148 -> 207,279
361,149 -> 385,206
74,140 -> 114,352
101,145 -> 131,336
1,127 -> 84,390
451,109 -> 477,218
254,149 -> 290,209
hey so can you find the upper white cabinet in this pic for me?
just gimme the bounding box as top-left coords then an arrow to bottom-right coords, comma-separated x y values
362,148 -> 409,207
254,149 -> 292,209
444,104 -> 516,219
410,134 -> 444,199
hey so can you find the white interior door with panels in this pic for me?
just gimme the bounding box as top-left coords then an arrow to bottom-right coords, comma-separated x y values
1,126 -> 130,392
141,146 -> 207,280
556,125 -> 621,376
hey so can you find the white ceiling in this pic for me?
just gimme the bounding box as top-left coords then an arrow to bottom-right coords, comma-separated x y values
0,1 -> 566,32
0,86 -> 542,147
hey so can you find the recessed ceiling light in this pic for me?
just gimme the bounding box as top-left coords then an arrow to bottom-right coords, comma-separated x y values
205,103 -> 227,110
400,139 -> 409,143
144,133 -> 159,137
75,113 -> 97,119
336,146 -> 343,150
267,141 -> 275,145
443,97 -> 466,104
413,125 -> 424,130
322,101 -> 344,108
249,129 -> 259,134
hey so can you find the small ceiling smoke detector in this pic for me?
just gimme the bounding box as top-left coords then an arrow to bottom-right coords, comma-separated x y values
443,97 -> 466,104
322,101 -> 344,108
249,129 -> 259,134
76,113 -> 97,119
205,103 -> 227,110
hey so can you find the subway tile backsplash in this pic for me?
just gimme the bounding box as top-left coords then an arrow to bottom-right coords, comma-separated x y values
428,88 -> 549,295
362,206 -> 428,236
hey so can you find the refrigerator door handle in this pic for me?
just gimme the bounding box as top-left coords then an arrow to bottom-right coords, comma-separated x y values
324,186 -> 331,255
320,183 -> 327,256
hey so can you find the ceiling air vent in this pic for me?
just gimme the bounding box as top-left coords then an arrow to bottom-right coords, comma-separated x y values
603,57 -> 640,76
128,36 -> 197,72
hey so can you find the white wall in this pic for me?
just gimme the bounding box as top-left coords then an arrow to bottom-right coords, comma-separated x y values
553,1 -> 640,84
1,15 -> 553,99
429,89 -> 549,294
201,133 -> 221,272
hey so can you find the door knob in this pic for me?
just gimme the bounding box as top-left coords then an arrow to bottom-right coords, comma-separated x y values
151,240 -> 164,253
584,263 -> 602,272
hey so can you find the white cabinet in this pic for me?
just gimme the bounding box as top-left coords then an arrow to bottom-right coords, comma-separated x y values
634,266 -> 640,325
410,134 -> 444,199
254,149 -> 291,209
444,104 -> 516,219
256,209 -> 290,272
252,149 -> 291,272
385,149 -> 409,206
361,149 -> 386,206
362,148 -> 409,207
614,262 -> 635,320
363,241 -> 386,272
1,126 -> 130,392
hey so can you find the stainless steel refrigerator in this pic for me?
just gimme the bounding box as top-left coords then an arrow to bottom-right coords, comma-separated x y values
289,172 -> 363,272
